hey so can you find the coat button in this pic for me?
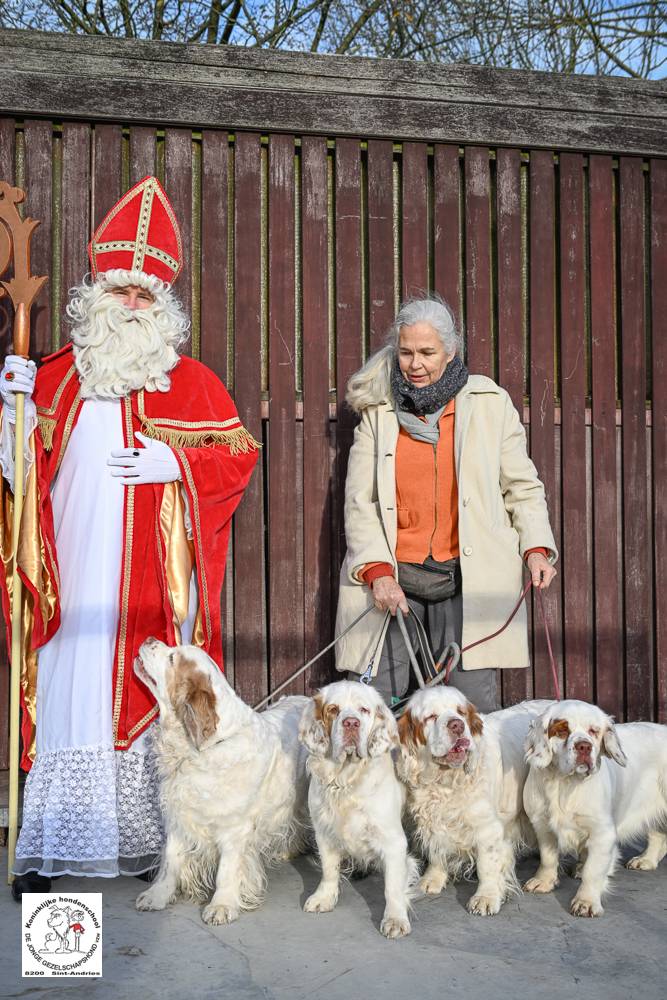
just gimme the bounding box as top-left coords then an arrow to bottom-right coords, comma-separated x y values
463,545 -> 473,556
462,496 -> 470,506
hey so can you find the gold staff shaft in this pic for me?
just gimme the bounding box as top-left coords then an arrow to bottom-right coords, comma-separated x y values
7,304 -> 27,882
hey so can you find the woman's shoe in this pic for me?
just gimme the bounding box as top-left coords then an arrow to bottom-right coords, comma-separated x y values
11,872 -> 52,901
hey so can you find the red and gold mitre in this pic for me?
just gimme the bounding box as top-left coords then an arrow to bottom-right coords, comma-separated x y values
88,176 -> 183,285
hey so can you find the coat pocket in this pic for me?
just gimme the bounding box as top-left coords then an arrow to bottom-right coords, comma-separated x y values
397,506 -> 411,529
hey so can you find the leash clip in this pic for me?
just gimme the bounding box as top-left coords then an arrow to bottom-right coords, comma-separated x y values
359,661 -> 374,685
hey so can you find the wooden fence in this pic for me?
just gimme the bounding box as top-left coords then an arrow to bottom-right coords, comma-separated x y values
0,30 -> 666,770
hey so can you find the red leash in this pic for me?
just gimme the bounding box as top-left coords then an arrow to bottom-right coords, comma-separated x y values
443,578 -> 561,700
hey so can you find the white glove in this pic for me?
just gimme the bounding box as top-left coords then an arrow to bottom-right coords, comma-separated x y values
107,432 -> 182,486
0,355 -> 37,414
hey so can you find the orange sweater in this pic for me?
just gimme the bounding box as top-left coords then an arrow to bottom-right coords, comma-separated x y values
361,399 -> 546,584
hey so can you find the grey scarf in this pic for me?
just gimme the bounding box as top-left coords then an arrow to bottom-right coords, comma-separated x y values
390,355 -> 469,444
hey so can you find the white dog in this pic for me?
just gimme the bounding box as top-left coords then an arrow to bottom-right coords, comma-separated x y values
298,680 -> 417,939
523,699 -> 667,917
134,639 -> 309,925
397,687 -> 548,915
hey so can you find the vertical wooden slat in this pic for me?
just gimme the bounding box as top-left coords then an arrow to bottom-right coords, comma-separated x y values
233,132 -> 264,704
589,155 -> 623,719
0,119 -> 14,768
559,153 -> 592,702
401,142 -> 428,298
496,147 -> 529,704
92,124 -> 122,234
434,144 -> 462,332
464,147 -> 492,374
129,127 -> 156,186
200,131 -> 229,384
23,121 -> 53,360
164,129 -> 193,357
620,157 -> 650,720
367,139 -> 394,351
651,159 -> 667,723
199,130 -> 231,675
333,139 -> 363,607
60,124 -> 90,336
267,134 -> 300,694
528,150 -> 561,699
302,136 -> 332,690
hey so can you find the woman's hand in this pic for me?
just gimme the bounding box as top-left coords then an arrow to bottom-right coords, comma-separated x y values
526,552 -> 557,590
371,575 -> 409,615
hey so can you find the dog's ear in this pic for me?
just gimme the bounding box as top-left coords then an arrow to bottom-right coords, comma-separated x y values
169,654 -> 219,750
368,701 -> 399,758
397,709 -> 426,754
298,695 -> 330,756
461,702 -> 484,738
396,710 -> 427,785
602,720 -> 627,767
524,716 -> 553,768
175,673 -> 219,750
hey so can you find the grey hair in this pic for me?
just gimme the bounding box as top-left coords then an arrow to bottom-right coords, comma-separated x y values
345,294 -> 462,413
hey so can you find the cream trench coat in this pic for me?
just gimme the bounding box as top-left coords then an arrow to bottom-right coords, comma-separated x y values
335,375 -> 558,676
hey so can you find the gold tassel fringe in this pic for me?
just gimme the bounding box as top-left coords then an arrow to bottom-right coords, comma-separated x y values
140,418 -> 261,455
38,416 -> 56,451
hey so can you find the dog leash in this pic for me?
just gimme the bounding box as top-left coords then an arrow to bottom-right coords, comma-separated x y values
387,578 -> 561,714
253,576 -> 560,713
253,605 -> 375,710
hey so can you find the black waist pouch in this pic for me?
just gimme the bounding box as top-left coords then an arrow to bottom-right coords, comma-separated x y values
397,557 -> 460,602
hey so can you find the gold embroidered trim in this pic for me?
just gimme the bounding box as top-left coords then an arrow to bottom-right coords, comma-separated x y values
140,417 -> 260,454
176,449 -> 212,645
36,366 -> 76,418
93,240 -> 179,273
112,397 -> 136,742
38,415 -> 56,451
133,180 -> 154,272
119,704 -> 160,745
54,391 -> 82,475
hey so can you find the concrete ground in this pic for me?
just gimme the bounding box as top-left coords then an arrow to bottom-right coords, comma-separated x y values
1,845 -> 664,1000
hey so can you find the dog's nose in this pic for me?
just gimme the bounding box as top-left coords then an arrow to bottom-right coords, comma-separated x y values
342,717 -> 360,729
574,739 -> 592,758
447,718 -> 464,737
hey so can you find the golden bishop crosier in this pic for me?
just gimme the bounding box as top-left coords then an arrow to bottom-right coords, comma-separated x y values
0,182 -> 47,883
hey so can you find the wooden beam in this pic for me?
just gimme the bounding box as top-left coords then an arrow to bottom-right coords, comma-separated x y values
0,29 -> 664,155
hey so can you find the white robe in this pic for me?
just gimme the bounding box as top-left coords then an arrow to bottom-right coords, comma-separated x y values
13,399 -> 181,877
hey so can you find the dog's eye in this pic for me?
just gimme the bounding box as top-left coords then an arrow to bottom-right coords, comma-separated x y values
327,704 -> 340,717
588,727 -> 600,737
359,707 -> 371,715
424,714 -> 438,724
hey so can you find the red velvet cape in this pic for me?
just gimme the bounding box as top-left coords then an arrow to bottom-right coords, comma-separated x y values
9,345 -> 258,767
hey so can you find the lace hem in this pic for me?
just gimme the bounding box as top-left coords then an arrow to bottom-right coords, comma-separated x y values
15,744 -> 164,877
12,854 -> 160,878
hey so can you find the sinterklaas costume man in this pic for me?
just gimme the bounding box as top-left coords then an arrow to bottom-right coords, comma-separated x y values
0,177 -> 259,896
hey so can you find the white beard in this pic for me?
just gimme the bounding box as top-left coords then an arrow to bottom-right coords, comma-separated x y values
67,280 -> 189,400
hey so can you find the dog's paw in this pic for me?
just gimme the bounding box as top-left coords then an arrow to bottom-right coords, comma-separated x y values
570,895 -> 603,918
523,870 -> 558,894
304,888 -> 338,913
626,855 -> 658,871
135,888 -> 171,912
467,893 -> 502,916
419,868 -> 448,895
201,902 -> 240,925
380,914 -> 411,939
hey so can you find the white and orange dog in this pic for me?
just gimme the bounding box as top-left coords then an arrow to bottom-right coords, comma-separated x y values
397,687 -> 546,915
298,680 -> 417,939
134,639 -> 309,925
523,699 -> 667,917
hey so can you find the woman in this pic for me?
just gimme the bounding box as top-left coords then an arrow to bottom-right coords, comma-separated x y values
335,295 -> 557,712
